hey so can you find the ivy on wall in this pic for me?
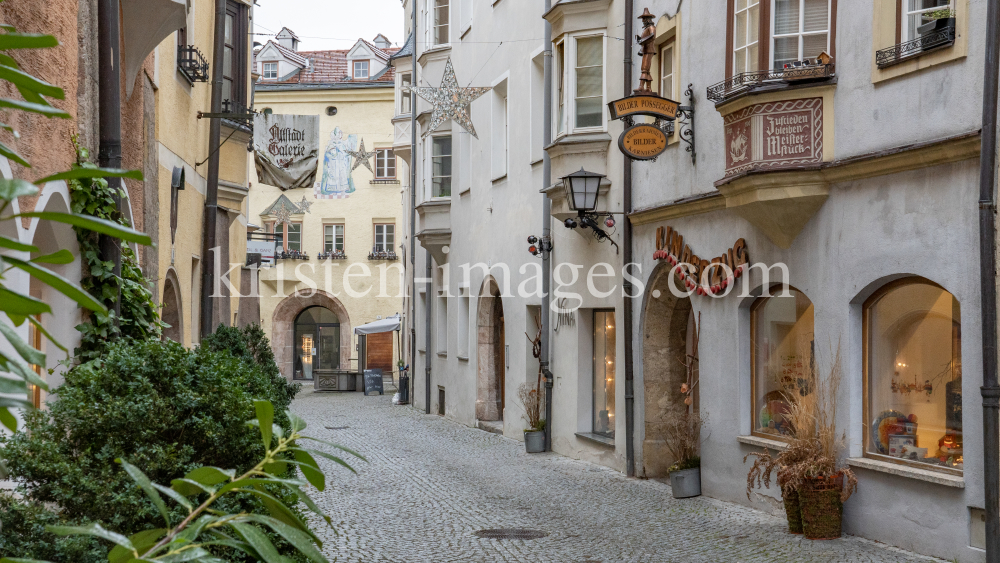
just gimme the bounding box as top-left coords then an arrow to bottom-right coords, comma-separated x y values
69,142 -> 164,360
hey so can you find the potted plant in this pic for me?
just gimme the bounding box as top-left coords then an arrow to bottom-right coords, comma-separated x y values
745,349 -> 857,539
518,383 -> 546,453
917,8 -> 956,36
663,410 -> 704,498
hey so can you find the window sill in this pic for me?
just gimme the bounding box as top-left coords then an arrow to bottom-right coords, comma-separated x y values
436,352 -> 448,358
370,179 -> 400,185
491,174 -> 507,184
575,432 -> 615,448
846,457 -> 965,488
737,434 -> 788,451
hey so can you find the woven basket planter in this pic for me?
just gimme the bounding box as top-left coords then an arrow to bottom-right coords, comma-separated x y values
782,489 -> 803,534
799,474 -> 844,540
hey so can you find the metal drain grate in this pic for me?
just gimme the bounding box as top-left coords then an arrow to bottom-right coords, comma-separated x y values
473,528 -> 548,540
324,426 -> 350,430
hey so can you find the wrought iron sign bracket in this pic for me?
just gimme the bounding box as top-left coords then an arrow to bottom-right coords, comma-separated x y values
676,83 -> 696,165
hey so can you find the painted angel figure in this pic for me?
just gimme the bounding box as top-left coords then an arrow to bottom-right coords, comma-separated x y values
315,127 -> 357,198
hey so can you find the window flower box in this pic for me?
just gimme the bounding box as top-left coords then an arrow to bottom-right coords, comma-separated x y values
318,250 -> 347,260
276,250 -> 309,261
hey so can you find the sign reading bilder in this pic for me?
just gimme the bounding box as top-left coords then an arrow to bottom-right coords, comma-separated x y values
724,98 -> 823,177
253,113 -> 320,190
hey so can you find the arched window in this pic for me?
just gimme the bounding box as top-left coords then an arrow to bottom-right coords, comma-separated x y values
293,307 -> 340,380
751,287 -> 815,439
865,278 -> 961,472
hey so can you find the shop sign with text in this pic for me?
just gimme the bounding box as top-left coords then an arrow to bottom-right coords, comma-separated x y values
724,98 -> 823,177
619,124 -> 668,160
607,94 -> 679,121
652,226 -> 749,296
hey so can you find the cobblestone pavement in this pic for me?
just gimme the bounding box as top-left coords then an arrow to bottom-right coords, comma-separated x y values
293,390 -> 944,563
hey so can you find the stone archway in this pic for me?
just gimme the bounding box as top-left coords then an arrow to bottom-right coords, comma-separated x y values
641,263 -> 696,478
476,278 -> 505,421
272,289 -> 351,381
161,268 -> 183,343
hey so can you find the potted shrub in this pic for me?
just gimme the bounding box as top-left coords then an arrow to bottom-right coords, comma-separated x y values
518,383 -> 546,453
745,349 -> 857,539
917,8 -> 956,36
663,410 -> 704,498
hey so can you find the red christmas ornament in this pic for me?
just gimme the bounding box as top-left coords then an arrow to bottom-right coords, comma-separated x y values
605,217 -> 615,228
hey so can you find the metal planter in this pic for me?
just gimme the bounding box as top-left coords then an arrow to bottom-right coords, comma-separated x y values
669,467 -> 702,498
524,430 -> 545,453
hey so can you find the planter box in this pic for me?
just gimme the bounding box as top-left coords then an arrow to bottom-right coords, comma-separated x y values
524,430 -> 545,453
669,467 -> 701,498
918,17 -> 955,36
313,369 -> 359,392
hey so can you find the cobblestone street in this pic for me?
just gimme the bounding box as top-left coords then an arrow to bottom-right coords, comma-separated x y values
294,390 -> 944,563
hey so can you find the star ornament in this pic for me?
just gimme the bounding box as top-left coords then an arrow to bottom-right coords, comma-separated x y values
297,196 -> 313,214
347,138 -> 377,173
405,57 -> 491,139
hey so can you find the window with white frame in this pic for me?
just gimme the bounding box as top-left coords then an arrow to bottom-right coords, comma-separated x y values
659,41 -> 675,99
555,40 -> 567,135
437,291 -> 449,354
400,73 -> 412,114
772,0 -> 831,68
457,289 -> 470,358
324,224 -> 344,252
263,62 -> 277,79
431,135 -> 452,198
491,79 -> 508,180
353,60 -> 369,79
374,224 -> 395,252
574,35 -> 604,129
903,0 -> 952,41
376,149 -> 396,179
433,0 -> 450,46
733,0 -> 761,74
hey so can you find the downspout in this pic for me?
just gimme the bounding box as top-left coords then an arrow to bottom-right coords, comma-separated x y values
200,0 -> 227,340
97,0 -> 122,327
541,0 -> 554,452
425,251 -> 432,414
622,0 -> 636,477
411,0 -> 419,405
979,0 -> 1000,558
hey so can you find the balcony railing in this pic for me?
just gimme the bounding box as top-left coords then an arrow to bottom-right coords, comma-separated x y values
368,248 -> 399,261
178,46 -> 210,82
706,63 -> 835,104
875,24 -> 956,69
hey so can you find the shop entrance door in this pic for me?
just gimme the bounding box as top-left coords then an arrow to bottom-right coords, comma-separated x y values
317,325 -> 341,370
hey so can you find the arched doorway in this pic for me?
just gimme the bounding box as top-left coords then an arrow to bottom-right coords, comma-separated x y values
476,278 -> 505,421
641,264 -> 697,478
272,289 -> 351,381
162,269 -> 183,343
293,306 -> 340,380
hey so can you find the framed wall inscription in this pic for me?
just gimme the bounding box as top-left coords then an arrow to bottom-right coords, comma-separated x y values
723,98 -> 823,177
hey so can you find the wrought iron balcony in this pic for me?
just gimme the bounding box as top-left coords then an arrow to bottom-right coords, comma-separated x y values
875,23 -> 956,69
177,46 -> 210,82
706,63 -> 835,104
367,248 -> 399,261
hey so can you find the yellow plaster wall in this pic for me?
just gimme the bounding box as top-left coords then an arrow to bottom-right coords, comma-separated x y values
251,86 -> 403,370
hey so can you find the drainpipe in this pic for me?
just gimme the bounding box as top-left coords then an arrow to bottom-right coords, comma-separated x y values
622,0 -> 636,478
200,0 -> 227,340
410,0 -> 418,405
541,0 -> 554,452
425,251 -> 432,414
978,0 -> 1000,558
97,0 -> 122,327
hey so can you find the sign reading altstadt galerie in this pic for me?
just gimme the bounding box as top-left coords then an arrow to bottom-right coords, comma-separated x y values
253,113 -> 320,191
723,97 -> 823,177
607,94 -> 679,121
619,124 -> 668,160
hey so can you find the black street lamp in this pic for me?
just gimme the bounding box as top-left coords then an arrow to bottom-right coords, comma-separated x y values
560,168 -> 618,252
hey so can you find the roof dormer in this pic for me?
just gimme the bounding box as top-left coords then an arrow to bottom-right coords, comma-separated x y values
346,37 -> 390,80
276,27 -> 300,52
373,34 -> 392,50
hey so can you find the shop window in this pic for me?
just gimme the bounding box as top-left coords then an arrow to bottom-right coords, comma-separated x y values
293,306 -> 341,380
376,149 -> 396,179
751,287 -> 815,439
431,135 -> 452,197
593,310 -> 616,438
324,224 -> 344,252
864,278 -> 962,472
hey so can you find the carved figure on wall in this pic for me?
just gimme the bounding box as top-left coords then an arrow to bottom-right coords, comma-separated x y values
635,8 -> 657,94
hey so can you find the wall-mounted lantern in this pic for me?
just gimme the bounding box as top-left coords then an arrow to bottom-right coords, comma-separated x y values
560,168 -> 619,253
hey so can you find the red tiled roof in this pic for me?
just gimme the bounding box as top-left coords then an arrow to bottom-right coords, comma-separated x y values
257,42 -> 400,86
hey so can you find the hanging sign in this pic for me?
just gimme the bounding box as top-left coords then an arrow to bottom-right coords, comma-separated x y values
253,113 -> 320,191
619,124 -> 668,160
607,94 -> 679,121
652,226 -> 750,297
246,238 -> 277,267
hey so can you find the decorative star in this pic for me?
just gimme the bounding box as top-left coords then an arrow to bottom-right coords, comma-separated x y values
404,57 -> 491,139
297,196 -> 312,214
347,138 -> 376,173
273,201 -> 293,226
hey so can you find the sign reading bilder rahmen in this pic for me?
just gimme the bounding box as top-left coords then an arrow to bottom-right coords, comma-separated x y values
253,113 -> 320,191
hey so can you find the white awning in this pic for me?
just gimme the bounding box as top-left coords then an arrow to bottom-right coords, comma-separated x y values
122,0 -> 187,97
354,315 -> 401,335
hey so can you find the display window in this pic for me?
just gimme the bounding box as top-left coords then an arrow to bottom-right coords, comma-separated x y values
594,310 -> 616,438
865,278 -> 962,472
751,287 -> 815,439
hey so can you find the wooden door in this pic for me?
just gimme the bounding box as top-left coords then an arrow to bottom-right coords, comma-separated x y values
365,331 -> 394,374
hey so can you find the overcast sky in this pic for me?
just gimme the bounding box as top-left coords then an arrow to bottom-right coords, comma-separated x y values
254,0 -> 405,52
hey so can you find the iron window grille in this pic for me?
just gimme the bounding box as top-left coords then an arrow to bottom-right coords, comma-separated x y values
875,23 -> 956,69
706,63 -> 835,104
178,45 -> 210,82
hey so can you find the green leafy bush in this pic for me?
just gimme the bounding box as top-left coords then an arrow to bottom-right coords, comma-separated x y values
0,496 -> 105,561
0,331 -> 300,561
